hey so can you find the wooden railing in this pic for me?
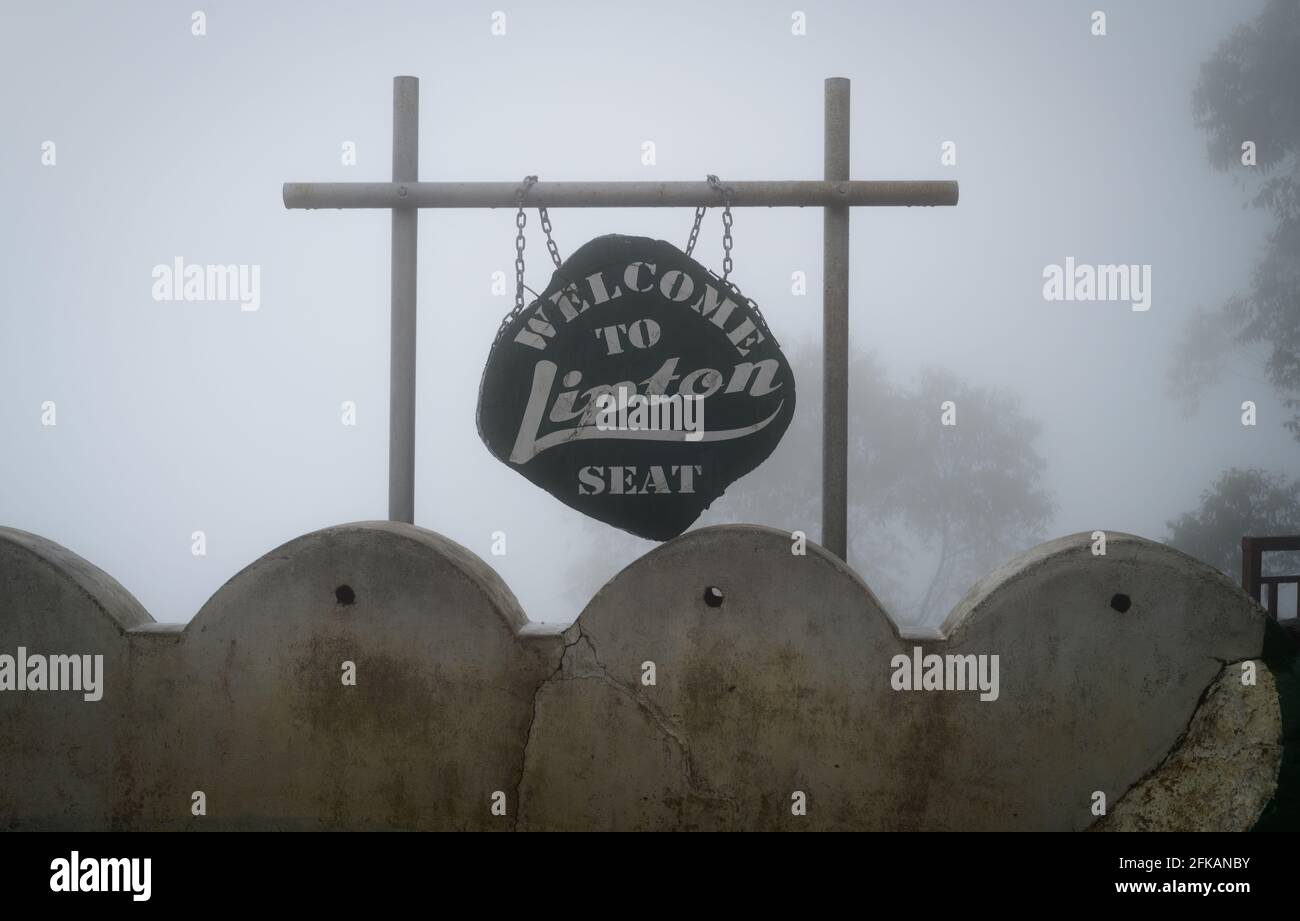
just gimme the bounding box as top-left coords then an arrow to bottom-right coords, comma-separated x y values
1241,535 -> 1300,621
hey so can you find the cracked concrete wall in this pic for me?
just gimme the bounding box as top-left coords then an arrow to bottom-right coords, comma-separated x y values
1095,661 -> 1282,832
1,523 -> 562,831
0,522 -> 1278,831
516,528 -> 1269,830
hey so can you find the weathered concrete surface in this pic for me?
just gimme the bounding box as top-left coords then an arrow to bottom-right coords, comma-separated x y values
124,522 -> 564,830
1,523 -> 562,830
1095,662 -> 1282,831
0,522 -> 1275,830
517,528 -> 1267,831
0,529 -> 150,830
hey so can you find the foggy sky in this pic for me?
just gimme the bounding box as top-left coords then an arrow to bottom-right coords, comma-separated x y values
1,0 -> 1291,626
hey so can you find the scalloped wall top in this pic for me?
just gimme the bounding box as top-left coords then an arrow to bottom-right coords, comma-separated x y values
0,521 -> 1271,831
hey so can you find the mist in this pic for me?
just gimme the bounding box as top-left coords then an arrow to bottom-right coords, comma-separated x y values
1,0 -> 1294,628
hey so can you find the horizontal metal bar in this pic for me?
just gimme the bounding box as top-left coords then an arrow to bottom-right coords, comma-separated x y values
282,180 -> 959,210
1259,575 -> 1300,584
1242,536 -> 1300,552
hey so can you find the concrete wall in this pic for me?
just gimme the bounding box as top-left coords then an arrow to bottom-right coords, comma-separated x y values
0,522 -> 1280,831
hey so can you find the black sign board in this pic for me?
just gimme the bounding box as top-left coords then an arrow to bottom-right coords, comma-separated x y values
477,234 -> 796,540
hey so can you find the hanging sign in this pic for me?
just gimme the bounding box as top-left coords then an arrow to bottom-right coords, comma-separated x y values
477,234 -> 796,540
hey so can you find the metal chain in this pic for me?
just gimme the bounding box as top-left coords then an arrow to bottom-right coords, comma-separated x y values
721,204 -> 734,282
702,173 -> 734,281
496,176 -> 538,343
532,182 -> 584,317
684,205 -> 705,257
498,176 -> 571,345
538,205 -> 563,270
685,174 -> 723,258
513,176 -> 536,313
685,175 -> 735,283
500,173 -> 776,348
702,176 -> 776,342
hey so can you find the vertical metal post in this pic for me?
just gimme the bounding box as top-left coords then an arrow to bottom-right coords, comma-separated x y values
389,76 -> 419,523
1241,537 -> 1259,603
823,77 -> 850,560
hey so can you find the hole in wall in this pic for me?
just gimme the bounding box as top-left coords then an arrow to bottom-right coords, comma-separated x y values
1109,593 -> 1131,613
703,586 -> 724,608
335,584 -> 356,606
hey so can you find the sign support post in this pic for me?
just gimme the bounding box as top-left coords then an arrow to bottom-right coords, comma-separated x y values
390,76 -> 419,524
283,75 -> 959,561
823,77 -> 850,560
